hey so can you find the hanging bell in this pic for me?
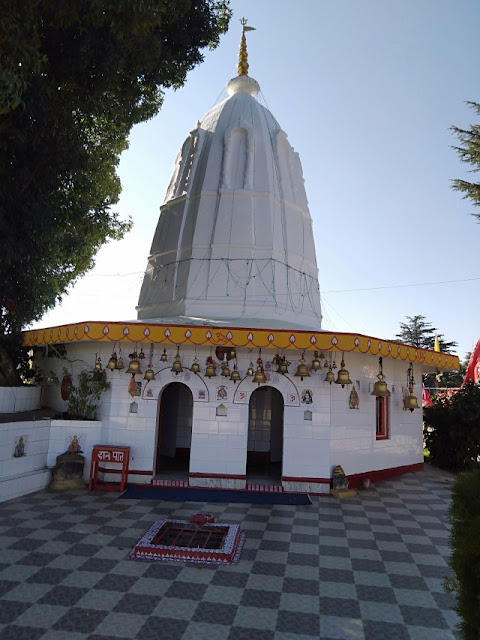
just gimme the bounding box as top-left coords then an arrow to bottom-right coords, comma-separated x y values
311,351 -> 322,371
253,366 -> 266,385
171,347 -> 183,375
335,356 -> 352,388
294,353 -> 310,381
138,348 -> 145,360
324,369 -> 335,384
160,348 -> 168,362
277,357 -> 289,375
94,355 -> 102,371
205,362 -> 216,378
371,357 -> 390,397
144,366 -> 155,381
116,356 -> 124,370
106,352 -> 117,370
230,363 -> 241,383
221,358 -> 231,377
404,392 -> 420,412
371,377 -> 390,397
190,357 -> 201,373
126,358 -> 142,375
247,362 -> 254,376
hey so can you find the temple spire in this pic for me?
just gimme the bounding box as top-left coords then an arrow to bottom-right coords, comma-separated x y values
237,18 -> 256,76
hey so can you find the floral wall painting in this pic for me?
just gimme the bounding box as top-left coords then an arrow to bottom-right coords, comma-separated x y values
13,435 -> 27,458
302,389 -> 313,404
349,387 -> 359,410
217,384 -> 228,402
198,389 -> 206,400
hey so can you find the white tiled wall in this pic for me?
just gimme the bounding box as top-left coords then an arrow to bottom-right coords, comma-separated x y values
35,343 -> 425,487
0,419 -> 51,502
0,386 -> 41,413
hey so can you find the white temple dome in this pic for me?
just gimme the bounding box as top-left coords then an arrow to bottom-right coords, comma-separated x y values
137,40 -> 322,331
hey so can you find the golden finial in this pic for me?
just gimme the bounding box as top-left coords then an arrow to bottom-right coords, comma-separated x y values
237,18 -> 256,76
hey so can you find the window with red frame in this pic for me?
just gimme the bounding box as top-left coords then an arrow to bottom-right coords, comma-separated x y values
376,396 -> 390,439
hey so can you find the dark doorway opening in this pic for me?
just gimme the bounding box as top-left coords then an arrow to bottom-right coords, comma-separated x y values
155,382 -> 193,478
247,386 -> 284,486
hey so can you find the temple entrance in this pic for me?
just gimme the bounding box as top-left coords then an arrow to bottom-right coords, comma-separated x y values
246,386 -> 284,486
155,382 -> 193,478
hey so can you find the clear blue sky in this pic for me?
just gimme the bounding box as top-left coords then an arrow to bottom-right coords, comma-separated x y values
32,0 -> 480,361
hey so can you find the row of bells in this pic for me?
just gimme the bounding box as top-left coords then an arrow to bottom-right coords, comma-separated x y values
102,349 -> 419,410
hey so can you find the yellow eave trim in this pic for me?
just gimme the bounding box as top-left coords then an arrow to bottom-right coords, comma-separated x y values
23,321 -> 459,371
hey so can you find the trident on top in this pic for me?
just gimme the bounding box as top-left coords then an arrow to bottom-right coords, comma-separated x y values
238,18 -> 256,76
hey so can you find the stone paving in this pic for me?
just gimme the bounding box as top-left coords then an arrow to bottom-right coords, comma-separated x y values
0,468 -> 460,639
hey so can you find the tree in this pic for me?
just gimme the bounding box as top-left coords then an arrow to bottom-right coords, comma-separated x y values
395,315 -> 457,353
395,315 -> 459,389
452,101 -> 480,223
0,0 -> 231,383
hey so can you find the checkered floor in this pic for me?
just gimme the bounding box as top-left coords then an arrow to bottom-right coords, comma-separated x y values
0,467 -> 460,639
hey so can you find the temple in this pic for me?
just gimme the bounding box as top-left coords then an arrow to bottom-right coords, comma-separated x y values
5,22 -> 459,500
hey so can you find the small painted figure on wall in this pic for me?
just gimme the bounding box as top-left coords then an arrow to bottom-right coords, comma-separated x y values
13,436 -> 26,458
302,389 -> 313,404
349,387 -> 359,410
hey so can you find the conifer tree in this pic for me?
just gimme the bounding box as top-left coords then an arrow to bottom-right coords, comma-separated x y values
452,101 -> 480,222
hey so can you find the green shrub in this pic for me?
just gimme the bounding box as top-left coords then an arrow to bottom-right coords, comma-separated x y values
423,382 -> 480,472
444,469 -> 480,639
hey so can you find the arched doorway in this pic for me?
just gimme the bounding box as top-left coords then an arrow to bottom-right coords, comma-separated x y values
155,382 -> 193,478
247,386 -> 284,485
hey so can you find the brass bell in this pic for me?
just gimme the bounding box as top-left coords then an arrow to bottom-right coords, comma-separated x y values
221,358 -> 231,377
190,358 -> 201,373
116,356 -> 124,370
324,369 -> 335,384
335,356 -> 352,388
371,357 -> 390,397
277,357 -> 289,375
94,355 -> 102,371
160,348 -> 168,362
404,392 -> 420,412
171,347 -> 183,375
311,351 -> 322,371
205,362 -> 216,378
144,366 -> 155,381
106,352 -> 117,370
371,379 -> 390,397
253,366 -> 266,385
230,364 -> 241,383
294,353 -> 310,381
126,358 -> 141,375
247,362 -> 254,376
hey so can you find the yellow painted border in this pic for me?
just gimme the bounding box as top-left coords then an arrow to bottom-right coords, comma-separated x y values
23,321 -> 459,371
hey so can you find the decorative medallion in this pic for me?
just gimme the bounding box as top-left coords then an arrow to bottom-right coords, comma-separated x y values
289,335 -> 296,343
227,332 -> 233,340
165,329 -> 171,337
206,330 -> 212,339
310,335 -> 317,344
103,326 -> 109,334
144,327 -> 150,336
349,387 -> 359,410
268,334 -> 274,342
331,336 -> 338,345
123,327 -> 129,335
84,325 -> 89,333
185,329 -> 191,338
247,332 -> 253,341
367,340 -> 371,348
301,389 -> 313,404
354,337 -> 360,346
388,344 -> 392,352
198,389 -> 206,400
57,328 -> 61,337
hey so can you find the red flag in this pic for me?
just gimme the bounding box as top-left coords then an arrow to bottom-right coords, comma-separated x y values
463,338 -> 480,385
